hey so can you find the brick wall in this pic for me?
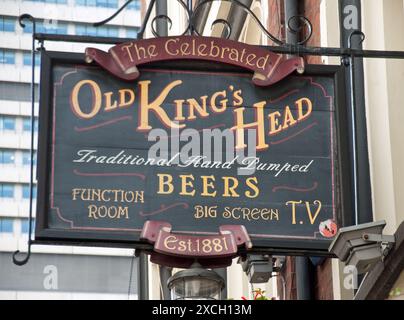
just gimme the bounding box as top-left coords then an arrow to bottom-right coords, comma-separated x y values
301,0 -> 322,64
267,0 -> 285,44
279,256 -> 297,300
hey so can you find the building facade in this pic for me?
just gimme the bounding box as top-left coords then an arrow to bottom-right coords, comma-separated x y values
0,0 -> 142,299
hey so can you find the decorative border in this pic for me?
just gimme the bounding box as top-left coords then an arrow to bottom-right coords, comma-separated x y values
49,65 -> 336,240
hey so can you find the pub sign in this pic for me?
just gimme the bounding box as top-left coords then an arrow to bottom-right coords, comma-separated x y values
35,36 -> 352,256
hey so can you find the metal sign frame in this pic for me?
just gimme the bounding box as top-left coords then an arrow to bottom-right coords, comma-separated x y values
30,49 -> 351,257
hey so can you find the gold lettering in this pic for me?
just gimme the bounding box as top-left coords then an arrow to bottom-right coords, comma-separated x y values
282,106 -> 297,129
297,97 -> 313,121
104,91 -> 117,111
231,102 -> 268,150
164,235 -> 177,250
222,177 -> 240,197
179,174 -> 196,196
187,96 -> 209,120
70,80 -> 102,119
157,174 -> 174,194
268,111 -> 282,135
137,80 -> 184,131
201,175 -> 217,197
119,89 -> 135,108
245,177 -> 260,198
286,200 -> 303,225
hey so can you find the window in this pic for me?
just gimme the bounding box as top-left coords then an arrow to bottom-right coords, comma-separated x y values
0,218 -> 14,233
23,52 -> 41,66
23,185 -> 37,199
24,21 -> 68,35
21,219 -> 35,234
22,151 -> 37,165
0,49 -> 15,64
126,28 -> 139,39
23,118 -> 39,132
0,82 -> 38,102
0,184 -> 14,198
75,24 -> 119,37
127,0 -> 141,10
76,0 -> 118,8
0,116 -> 16,131
24,0 -> 67,4
0,16 -> 15,32
0,150 -> 15,164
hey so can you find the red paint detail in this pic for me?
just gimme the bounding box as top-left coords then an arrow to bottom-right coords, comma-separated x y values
74,115 -> 132,132
272,182 -> 318,193
85,35 -> 304,87
268,89 -> 300,104
271,122 -> 318,145
73,169 -> 145,180
140,222 -> 252,267
139,202 -> 189,217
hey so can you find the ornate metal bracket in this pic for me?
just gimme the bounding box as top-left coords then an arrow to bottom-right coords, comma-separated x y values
12,14 -> 38,266
92,0 -> 313,44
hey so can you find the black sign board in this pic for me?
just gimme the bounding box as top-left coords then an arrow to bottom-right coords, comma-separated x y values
36,51 -> 352,255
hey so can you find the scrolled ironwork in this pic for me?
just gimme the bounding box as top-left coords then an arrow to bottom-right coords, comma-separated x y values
210,19 -> 232,40
151,15 -> 173,37
191,0 -> 283,44
18,13 -> 36,29
91,0 -> 313,45
286,15 -> 313,45
93,0 -> 135,27
192,18 -> 232,39
151,0 -> 192,37
348,30 -> 366,49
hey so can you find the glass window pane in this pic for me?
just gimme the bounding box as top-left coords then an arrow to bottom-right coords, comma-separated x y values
22,185 -> 30,199
3,18 -> 15,32
1,184 -> 14,198
21,219 -> 30,234
0,50 -> 15,64
0,219 -> 14,233
75,25 -> 86,36
1,151 -> 15,164
108,27 -> 118,37
97,0 -> 108,7
23,185 -> 37,199
22,151 -> 36,165
126,28 -> 139,38
3,117 -> 15,130
128,0 -> 141,10
57,24 -> 68,34
23,53 -> 31,66
4,51 -> 15,64
23,118 -> 31,131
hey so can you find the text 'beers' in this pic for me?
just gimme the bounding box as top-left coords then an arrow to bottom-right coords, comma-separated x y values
70,79 -> 313,150
157,174 -> 260,199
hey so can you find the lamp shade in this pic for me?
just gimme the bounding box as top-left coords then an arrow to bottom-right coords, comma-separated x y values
167,263 -> 225,300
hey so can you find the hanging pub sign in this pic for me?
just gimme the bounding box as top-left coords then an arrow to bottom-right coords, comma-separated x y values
35,36 -> 352,257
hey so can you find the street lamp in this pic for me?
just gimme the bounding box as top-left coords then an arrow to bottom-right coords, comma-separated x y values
167,262 -> 225,300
